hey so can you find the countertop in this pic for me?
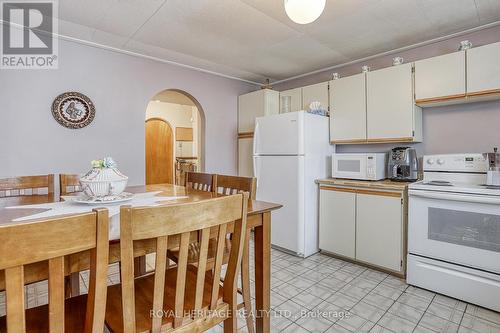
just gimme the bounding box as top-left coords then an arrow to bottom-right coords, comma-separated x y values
316,178 -> 413,191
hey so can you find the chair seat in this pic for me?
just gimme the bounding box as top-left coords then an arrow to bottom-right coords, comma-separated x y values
0,294 -> 89,333
105,265 -> 227,333
167,238 -> 231,268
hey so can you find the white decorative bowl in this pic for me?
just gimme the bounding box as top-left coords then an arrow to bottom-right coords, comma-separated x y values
80,168 -> 128,198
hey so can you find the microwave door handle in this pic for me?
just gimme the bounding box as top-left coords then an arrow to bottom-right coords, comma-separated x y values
409,190 -> 500,205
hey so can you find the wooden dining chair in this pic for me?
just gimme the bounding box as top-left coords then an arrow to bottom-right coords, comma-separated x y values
0,209 -> 109,333
217,175 -> 257,332
0,175 -> 54,198
185,172 -> 217,193
105,193 -> 248,333
59,174 -> 82,196
217,175 -> 257,200
168,175 -> 257,333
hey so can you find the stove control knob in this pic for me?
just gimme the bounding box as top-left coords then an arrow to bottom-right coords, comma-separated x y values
437,159 -> 445,165
427,158 -> 435,165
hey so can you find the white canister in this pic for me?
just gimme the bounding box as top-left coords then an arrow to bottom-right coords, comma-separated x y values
80,167 -> 128,197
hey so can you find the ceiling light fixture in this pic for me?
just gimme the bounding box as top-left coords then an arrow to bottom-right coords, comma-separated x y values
284,0 -> 326,24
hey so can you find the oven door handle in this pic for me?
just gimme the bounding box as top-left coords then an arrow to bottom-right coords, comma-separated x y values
409,189 -> 500,205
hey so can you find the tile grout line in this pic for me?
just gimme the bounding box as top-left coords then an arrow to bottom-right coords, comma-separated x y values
410,292 -> 435,333
348,273 -> 403,333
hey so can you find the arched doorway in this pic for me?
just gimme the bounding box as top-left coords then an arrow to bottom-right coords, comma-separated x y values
145,118 -> 174,184
145,89 -> 205,185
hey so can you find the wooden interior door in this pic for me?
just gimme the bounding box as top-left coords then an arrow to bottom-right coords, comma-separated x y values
146,118 -> 174,185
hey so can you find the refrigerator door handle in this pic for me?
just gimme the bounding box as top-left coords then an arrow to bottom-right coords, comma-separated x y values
253,122 -> 259,156
253,156 -> 259,187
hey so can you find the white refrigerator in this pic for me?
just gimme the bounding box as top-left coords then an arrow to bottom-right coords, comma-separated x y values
253,111 -> 334,257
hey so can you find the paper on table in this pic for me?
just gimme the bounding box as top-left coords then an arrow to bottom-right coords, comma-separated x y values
6,191 -> 188,240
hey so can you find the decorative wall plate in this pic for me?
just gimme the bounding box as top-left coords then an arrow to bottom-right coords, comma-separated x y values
52,92 -> 95,129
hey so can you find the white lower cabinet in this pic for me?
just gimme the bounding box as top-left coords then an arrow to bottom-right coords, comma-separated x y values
319,188 -> 356,259
356,193 -> 403,272
238,137 -> 253,177
319,185 -> 405,274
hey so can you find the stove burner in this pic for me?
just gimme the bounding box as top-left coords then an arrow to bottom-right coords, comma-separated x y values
424,181 -> 454,186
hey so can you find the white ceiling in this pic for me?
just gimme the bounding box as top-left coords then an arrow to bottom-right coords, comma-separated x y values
55,0 -> 500,83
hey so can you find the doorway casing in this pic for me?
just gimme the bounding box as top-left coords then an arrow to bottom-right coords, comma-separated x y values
145,89 -> 206,184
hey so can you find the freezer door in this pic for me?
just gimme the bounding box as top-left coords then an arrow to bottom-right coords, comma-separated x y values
254,155 -> 305,255
254,112 -> 304,155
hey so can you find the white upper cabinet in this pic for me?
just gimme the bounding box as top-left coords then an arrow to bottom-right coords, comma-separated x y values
302,81 -> 329,112
415,51 -> 466,102
367,63 -> 422,142
238,89 -> 279,133
467,41 -> 500,95
279,88 -> 302,113
329,74 -> 367,142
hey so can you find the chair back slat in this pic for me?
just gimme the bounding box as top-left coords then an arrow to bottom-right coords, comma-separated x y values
193,228 -> 210,313
84,209 -> 109,333
5,266 -> 25,333
222,195 -> 249,308
118,207 -> 136,333
0,175 -> 54,198
174,232 -> 190,328
48,257 -> 65,333
217,175 -> 256,200
152,235 -> 168,333
210,224 -> 227,310
59,174 -> 82,196
0,209 -> 109,333
119,193 -> 248,332
185,172 -> 216,193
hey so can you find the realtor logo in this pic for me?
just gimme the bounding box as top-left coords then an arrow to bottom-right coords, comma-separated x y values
1,0 -> 58,69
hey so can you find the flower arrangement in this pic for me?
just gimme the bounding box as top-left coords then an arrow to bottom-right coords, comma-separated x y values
91,157 -> 117,169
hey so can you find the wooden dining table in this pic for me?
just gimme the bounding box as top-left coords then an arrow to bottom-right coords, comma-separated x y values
0,183 -> 282,333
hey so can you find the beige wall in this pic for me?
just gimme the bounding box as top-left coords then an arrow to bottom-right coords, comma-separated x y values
0,37 -> 257,184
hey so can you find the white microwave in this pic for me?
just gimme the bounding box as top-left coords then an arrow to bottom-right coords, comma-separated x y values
332,153 -> 387,180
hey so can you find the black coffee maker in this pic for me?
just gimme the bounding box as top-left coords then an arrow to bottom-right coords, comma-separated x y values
388,147 -> 418,182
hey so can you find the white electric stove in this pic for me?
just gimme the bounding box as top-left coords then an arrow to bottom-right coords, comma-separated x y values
407,153 -> 500,312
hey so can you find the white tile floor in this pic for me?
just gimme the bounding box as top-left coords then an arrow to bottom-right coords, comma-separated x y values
2,241 -> 500,333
